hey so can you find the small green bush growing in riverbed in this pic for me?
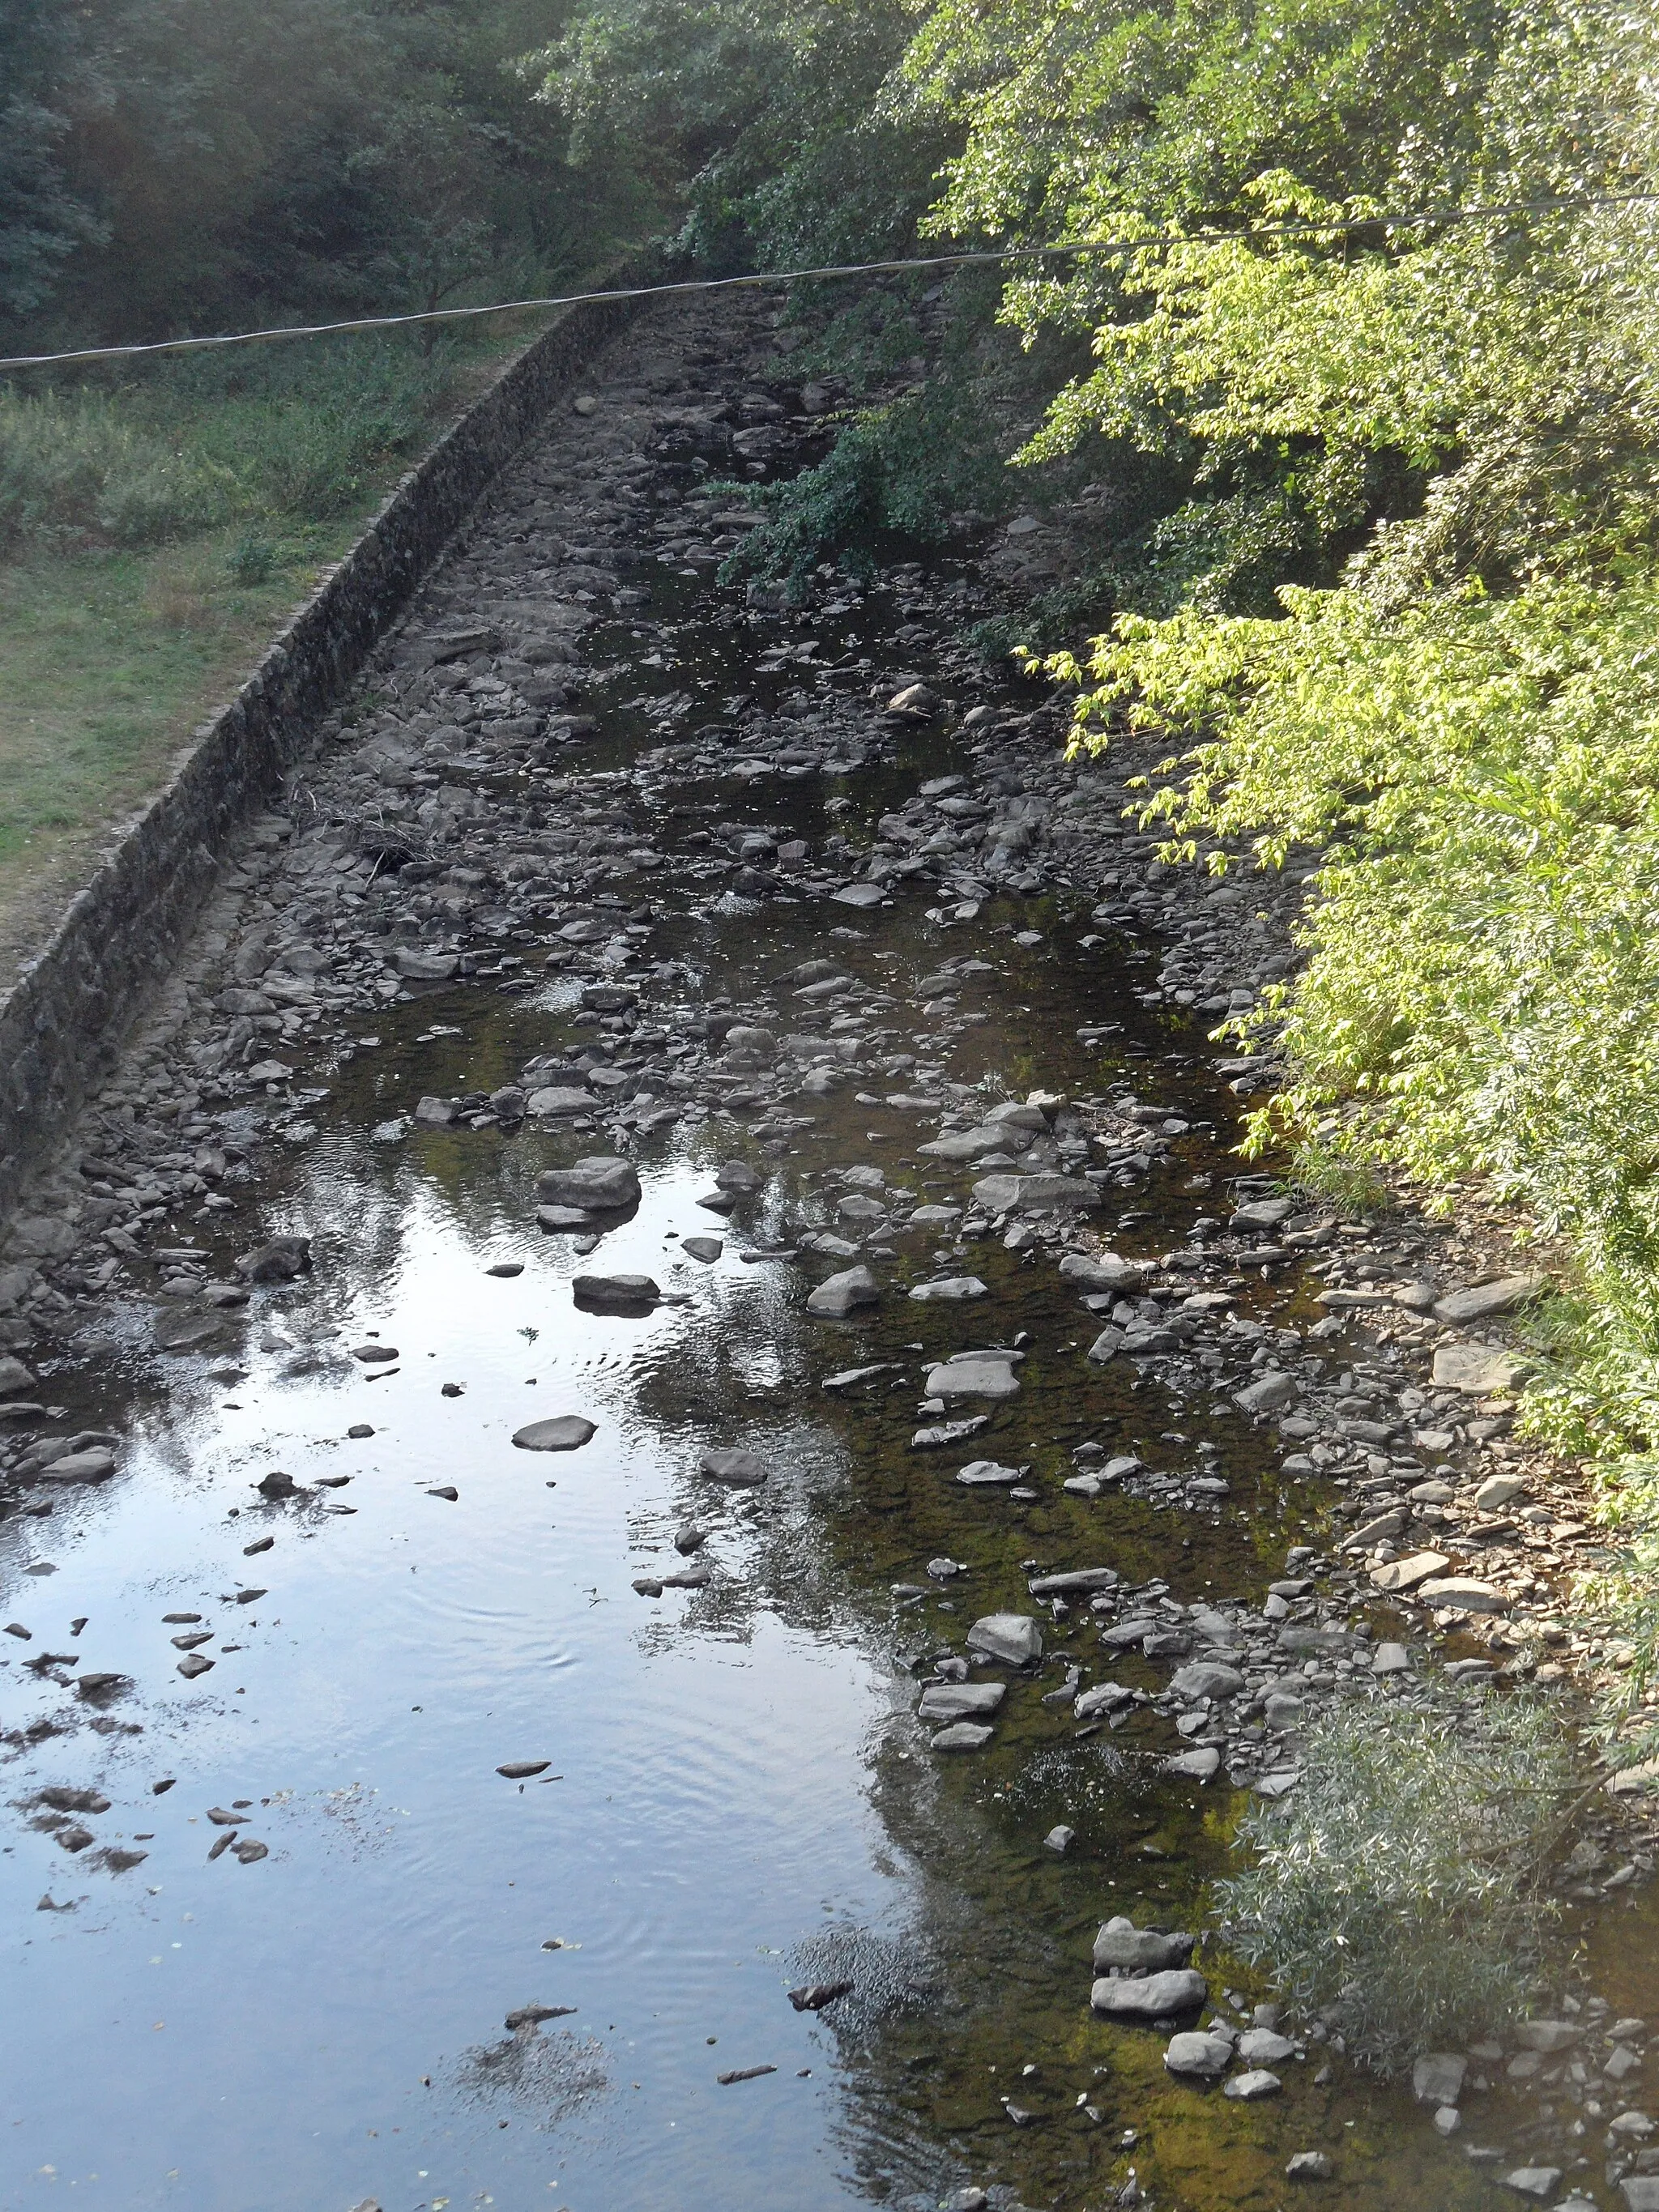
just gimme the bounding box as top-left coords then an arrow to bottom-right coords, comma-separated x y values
1214,1695 -> 1576,2073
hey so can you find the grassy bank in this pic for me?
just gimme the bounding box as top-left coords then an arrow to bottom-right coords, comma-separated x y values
0,326 -> 538,972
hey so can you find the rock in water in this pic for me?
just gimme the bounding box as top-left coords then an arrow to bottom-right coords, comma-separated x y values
505,2003 -> 578,2030
787,1980 -> 853,2011
700,1447 -> 770,1487
805,1266 -> 880,1317
965,1613 -> 1043,1665
926,1353 -> 1021,1400
918,1682 -> 1004,1722
1091,1968 -> 1208,2018
512,1417 -> 597,1452
235,1235 -> 312,1283
572,1274 -> 659,1313
1224,2069 -> 1282,2100
0,1356 -> 36,1397
536,1157 -> 642,1211
908,1276 -> 989,1302
1164,2031 -> 1233,2078
1094,1919 -> 1196,1972
931,1721 -> 996,1751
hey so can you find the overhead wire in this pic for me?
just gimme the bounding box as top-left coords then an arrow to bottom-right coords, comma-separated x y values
1,188 -> 1655,374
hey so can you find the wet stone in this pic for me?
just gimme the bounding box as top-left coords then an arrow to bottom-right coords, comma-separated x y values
966,1613 -> 1043,1666
1094,1919 -> 1196,1973
1165,2031 -> 1233,2079
930,1721 -> 995,1752
572,1274 -> 660,1313
926,1353 -> 1021,1400
805,1265 -> 880,1317
513,1417 -> 597,1452
1225,2069 -> 1282,2100
1092,1969 -> 1208,2019
700,1447 -> 769,1487
536,1157 -> 642,1211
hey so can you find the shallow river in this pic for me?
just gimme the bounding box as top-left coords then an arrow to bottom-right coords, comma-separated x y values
1,304 -> 1646,2212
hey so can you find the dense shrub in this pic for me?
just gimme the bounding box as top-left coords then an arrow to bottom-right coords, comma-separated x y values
1216,1694 -> 1575,2071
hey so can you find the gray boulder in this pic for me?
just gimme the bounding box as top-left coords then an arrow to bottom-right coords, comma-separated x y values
1094,1918 -> 1196,1973
931,1721 -> 995,1752
572,1273 -> 659,1312
919,1682 -> 1005,1722
536,1157 -> 642,1211
1170,1661 -> 1246,1700
1433,1273 -> 1546,1323
700,1447 -> 770,1487
1164,2031 -> 1232,2078
926,1352 -> 1021,1400
512,1417 -> 596,1452
0,1356 -> 36,1397
1225,2069 -> 1282,2100
806,1266 -> 880,1318
972,1172 -> 1101,1214
966,1613 -> 1043,1665
1413,2052 -> 1467,2105
1091,1968 -> 1207,2019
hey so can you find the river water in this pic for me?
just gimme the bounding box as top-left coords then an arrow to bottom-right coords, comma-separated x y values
0,301 -> 1641,2212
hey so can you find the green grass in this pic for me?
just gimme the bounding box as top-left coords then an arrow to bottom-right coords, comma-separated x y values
0,325 -> 536,974
0,524 -> 369,970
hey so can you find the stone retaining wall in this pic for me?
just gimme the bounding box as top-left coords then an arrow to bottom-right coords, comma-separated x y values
0,280 -> 647,1213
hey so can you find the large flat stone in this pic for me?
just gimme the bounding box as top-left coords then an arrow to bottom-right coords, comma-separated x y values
527,1086 -> 595,1118
925,1353 -> 1021,1400
1370,1551 -> 1450,1592
1418,1576 -> 1510,1613
536,1156 -> 642,1211
1091,1968 -> 1208,2019
512,1417 -> 596,1452
966,1613 -> 1043,1665
972,1172 -> 1102,1215
929,1720 -> 995,1751
1094,1919 -> 1196,1973
701,1447 -> 770,1487
1431,1343 -> 1531,1394
572,1273 -> 659,1312
1170,1661 -> 1245,1700
1434,1274 -> 1547,1323
1165,2031 -> 1232,2078
918,1682 -> 1005,1722
806,1265 -> 880,1317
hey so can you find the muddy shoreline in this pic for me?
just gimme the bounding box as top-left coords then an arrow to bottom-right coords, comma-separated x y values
1,290 -> 1653,2212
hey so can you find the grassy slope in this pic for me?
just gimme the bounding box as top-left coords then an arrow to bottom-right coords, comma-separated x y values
0,329 -> 537,978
